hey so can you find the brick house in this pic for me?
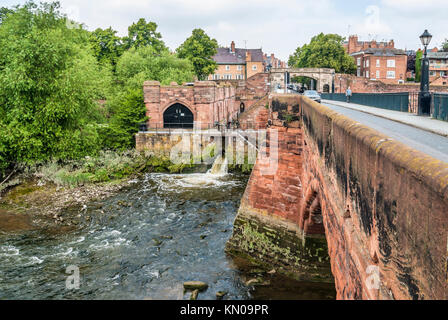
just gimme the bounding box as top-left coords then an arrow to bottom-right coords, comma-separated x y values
351,48 -> 408,84
208,41 -> 265,81
344,35 -> 395,55
427,51 -> 448,86
264,53 -> 287,71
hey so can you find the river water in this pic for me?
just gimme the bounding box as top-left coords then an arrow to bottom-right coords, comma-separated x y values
0,171 -> 336,300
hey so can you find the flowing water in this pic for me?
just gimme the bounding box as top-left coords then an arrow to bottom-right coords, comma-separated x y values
0,160 -> 336,300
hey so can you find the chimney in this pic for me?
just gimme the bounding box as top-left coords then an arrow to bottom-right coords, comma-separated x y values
231,41 -> 235,53
246,51 -> 252,62
388,39 -> 395,48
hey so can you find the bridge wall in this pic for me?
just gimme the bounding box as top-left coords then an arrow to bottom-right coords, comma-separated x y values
228,94 -> 448,300
302,97 -> 448,299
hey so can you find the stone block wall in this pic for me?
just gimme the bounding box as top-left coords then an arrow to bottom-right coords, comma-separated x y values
227,93 -> 448,300
143,81 -> 238,129
301,96 -> 448,300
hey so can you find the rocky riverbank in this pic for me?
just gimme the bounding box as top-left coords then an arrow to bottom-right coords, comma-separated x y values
0,177 -> 135,233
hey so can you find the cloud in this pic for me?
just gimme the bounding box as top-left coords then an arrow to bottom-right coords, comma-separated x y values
4,0 -> 446,59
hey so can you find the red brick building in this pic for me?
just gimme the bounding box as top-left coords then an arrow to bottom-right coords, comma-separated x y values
343,35 -> 407,83
428,50 -> 448,86
344,35 -> 395,55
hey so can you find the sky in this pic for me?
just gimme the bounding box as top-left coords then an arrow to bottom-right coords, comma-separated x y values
3,0 -> 448,61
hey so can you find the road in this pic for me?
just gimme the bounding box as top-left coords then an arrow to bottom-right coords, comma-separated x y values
322,102 -> 448,163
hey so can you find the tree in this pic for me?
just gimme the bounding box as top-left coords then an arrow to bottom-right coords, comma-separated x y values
90,27 -> 124,70
442,39 -> 448,52
123,18 -> 166,52
116,46 -> 195,87
0,7 -> 14,24
288,33 -> 356,74
415,50 -> 423,82
99,46 -> 194,150
176,29 -> 218,80
0,1 -> 111,172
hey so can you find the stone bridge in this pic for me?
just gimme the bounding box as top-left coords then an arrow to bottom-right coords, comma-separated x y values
270,68 -> 335,93
226,94 -> 448,300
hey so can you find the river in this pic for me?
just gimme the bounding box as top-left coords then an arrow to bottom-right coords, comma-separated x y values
0,170 -> 336,300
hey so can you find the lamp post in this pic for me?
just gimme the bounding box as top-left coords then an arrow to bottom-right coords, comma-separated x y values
418,29 -> 433,116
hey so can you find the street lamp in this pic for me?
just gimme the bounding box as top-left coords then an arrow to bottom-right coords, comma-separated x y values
418,29 -> 432,115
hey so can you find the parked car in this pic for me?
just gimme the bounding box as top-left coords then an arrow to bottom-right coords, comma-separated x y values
303,90 -> 321,103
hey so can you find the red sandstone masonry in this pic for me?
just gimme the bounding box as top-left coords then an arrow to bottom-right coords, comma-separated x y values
143,81 -> 238,129
301,96 -> 448,300
235,92 -> 448,299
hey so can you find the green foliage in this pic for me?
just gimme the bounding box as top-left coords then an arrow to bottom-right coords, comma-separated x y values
116,46 -> 195,87
176,29 -> 218,80
291,76 -> 313,87
100,88 -> 147,150
0,2 -> 112,173
123,18 -> 166,52
0,7 -> 14,24
415,50 -> 423,82
288,33 -> 356,74
34,151 -> 191,187
442,39 -> 448,52
90,27 -> 124,70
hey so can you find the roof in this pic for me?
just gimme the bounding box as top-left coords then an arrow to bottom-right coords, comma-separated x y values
351,48 -> 407,57
427,52 -> 448,59
212,47 -> 264,64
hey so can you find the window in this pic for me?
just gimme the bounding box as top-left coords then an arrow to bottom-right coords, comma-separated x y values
357,58 -> 361,66
236,74 -> 244,80
237,65 -> 243,71
376,70 -> 380,79
376,59 -> 380,67
441,71 -> 446,77
213,74 -> 220,80
357,68 -> 361,77
366,71 -> 370,78
223,74 -> 232,80
225,65 -> 230,71
387,71 -> 396,79
387,60 -> 395,68
252,65 -> 257,71
430,71 -> 436,77
366,59 -> 370,67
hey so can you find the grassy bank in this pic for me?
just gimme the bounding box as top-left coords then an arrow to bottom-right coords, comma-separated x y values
0,150 -> 197,194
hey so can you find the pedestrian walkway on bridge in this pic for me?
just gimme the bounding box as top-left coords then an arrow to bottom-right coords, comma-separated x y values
322,100 -> 448,163
322,99 -> 448,137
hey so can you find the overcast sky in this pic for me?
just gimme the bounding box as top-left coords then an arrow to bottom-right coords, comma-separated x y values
3,0 -> 448,61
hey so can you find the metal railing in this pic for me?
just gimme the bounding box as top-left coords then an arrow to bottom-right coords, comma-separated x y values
321,92 -> 411,112
138,121 -> 269,134
432,93 -> 448,122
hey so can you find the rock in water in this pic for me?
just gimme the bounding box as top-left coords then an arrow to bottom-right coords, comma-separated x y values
183,281 -> 208,292
216,291 -> 228,299
190,289 -> 199,300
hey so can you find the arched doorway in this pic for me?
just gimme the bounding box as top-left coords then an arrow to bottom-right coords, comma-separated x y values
240,103 -> 245,113
163,103 -> 194,129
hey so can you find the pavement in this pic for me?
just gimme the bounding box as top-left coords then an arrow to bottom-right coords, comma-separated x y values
322,99 -> 448,137
322,100 -> 448,163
